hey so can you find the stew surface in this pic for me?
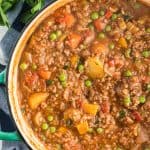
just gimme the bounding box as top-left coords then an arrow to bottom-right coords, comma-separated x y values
19,0 -> 150,149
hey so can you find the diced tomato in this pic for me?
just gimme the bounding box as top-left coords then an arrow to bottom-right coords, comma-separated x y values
38,69 -> 51,80
24,71 -> 39,86
132,111 -> 142,122
94,18 -> 106,31
55,12 -> 76,28
101,101 -> 110,113
105,10 -> 112,19
108,59 -> 115,67
66,33 -> 82,49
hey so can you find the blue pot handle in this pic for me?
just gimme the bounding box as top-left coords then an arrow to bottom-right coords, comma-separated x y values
0,68 -> 6,84
0,131 -> 21,141
0,68 -> 21,141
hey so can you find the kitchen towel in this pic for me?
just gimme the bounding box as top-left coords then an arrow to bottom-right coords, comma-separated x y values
0,0 -> 52,149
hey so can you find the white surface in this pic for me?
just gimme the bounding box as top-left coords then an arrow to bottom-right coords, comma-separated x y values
0,27 -> 8,41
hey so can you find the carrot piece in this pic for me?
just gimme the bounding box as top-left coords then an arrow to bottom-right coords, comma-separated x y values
64,13 -> 76,28
94,18 -> 106,31
82,103 -> 99,115
70,55 -> 79,68
28,92 -> 49,109
118,37 -> 128,48
105,10 -> 112,19
56,12 -> 76,28
94,19 -> 102,31
76,121 -> 89,134
66,33 -> 82,49
38,70 -> 51,80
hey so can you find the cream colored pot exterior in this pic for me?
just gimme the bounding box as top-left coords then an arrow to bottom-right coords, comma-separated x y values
7,0 -> 72,149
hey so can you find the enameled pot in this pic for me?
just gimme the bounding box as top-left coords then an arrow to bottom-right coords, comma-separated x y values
0,0 -> 149,149
0,0 -> 72,149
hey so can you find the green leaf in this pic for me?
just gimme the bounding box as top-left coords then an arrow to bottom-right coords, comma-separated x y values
25,0 -> 37,7
1,2 -> 12,12
0,5 -> 9,27
0,0 -> 19,27
21,0 -> 45,24
31,0 -> 44,14
0,0 -> 3,5
20,10 -> 34,24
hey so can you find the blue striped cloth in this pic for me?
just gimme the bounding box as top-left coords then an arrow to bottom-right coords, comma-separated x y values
0,1 -> 53,149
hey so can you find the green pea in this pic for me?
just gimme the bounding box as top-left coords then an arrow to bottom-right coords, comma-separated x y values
88,128 -> 94,133
47,115 -> 54,121
91,12 -> 99,20
56,30 -> 62,37
46,80 -> 53,86
97,128 -> 103,134
111,14 -> 117,20
147,84 -> 150,91
85,80 -> 92,87
146,28 -> 150,33
49,126 -> 56,133
49,32 -> 57,41
124,49 -> 131,58
123,97 -> 131,106
105,25 -> 112,32
78,64 -> 84,72
61,81 -> 67,88
142,50 -> 150,58
98,32 -> 105,39
58,73 -> 67,82
109,43 -> 115,50
124,70 -> 132,77
42,123 -> 49,130
20,62 -> 28,71
99,10 -> 105,16
139,96 -> 146,104
31,64 -> 37,70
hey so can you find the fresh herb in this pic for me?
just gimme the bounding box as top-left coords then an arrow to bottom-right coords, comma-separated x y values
119,110 -> 126,118
0,0 -> 19,27
21,0 -> 45,24
0,0 -> 45,27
